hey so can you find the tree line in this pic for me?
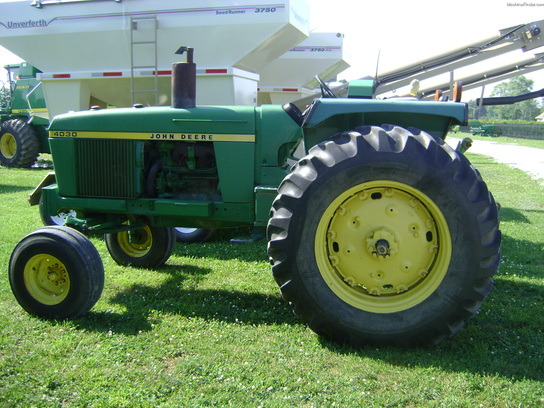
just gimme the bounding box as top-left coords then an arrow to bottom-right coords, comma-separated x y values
469,76 -> 544,121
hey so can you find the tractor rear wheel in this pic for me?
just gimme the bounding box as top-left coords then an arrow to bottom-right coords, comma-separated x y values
0,119 -> 39,168
267,125 -> 501,347
105,225 -> 176,268
9,226 -> 104,319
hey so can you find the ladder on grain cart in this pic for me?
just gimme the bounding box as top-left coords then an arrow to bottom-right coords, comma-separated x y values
130,15 -> 158,106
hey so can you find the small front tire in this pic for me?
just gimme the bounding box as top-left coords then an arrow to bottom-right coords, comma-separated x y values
9,226 -> 104,319
105,225 -> 176,268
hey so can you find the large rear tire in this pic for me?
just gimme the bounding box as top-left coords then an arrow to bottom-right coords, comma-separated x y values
104,225 -> 176,268
0,119 -> 39,168
267,125 -> 501,347
9,226 -> 104,319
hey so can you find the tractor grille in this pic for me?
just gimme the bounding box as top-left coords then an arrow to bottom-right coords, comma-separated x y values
75,139 -> 136,198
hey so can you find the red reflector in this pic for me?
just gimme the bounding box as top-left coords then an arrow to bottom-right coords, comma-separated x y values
103,72 -> 122,77
205,69 -> 228,74
53,74 -> 71,79
154,70 -> 172,76
282,88 -> 298,92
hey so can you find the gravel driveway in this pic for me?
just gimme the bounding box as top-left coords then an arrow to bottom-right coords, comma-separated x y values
447,137 -> 544,186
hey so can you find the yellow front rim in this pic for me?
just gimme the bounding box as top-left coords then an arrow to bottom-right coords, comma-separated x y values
315,180 -> 452,313
117,226 -> 153,258
23,254 -> 70,305
0,133 -> 17,159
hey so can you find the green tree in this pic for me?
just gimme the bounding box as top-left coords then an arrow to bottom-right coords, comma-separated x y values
0,81 -> 12,109
467,99 -> 488,119
486,76 -> 541,121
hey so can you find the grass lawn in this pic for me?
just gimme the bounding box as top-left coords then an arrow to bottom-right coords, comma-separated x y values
1,149 -> 543,407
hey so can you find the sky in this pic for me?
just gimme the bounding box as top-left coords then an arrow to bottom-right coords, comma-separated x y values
307,0 -> 544,98
0,0 -> 542,100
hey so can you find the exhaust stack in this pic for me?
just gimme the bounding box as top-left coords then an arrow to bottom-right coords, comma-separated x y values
172,46 -> 196,109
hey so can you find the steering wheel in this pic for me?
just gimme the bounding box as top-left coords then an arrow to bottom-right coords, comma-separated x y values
316,75 -> 337,98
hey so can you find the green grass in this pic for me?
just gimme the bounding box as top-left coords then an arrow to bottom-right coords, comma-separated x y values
1,154 -> 543,407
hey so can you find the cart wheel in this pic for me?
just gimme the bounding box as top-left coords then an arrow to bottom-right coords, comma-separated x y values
175,227 -> 215,243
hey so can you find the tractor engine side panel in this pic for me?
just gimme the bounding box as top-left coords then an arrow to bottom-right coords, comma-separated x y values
47,106 -> 258,223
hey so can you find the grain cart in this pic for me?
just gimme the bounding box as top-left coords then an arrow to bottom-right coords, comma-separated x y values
0,62 -> 49,167
9,49 -> 501,347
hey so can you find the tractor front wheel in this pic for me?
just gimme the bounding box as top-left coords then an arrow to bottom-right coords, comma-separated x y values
9,226 -> 104,319
267,125 -> 501,347
105,225 -> 176,268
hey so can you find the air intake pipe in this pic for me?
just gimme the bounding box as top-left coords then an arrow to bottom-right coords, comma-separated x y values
172,46 -> 196,109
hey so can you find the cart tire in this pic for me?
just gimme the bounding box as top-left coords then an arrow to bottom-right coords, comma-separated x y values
9,226 -> 104,319
175,227 -> 215,243
0,119 -> 39,168
267,125 -> 501,347
105,225 -> 176,268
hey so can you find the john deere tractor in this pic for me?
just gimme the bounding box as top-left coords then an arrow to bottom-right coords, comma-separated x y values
9,49 -> 501,347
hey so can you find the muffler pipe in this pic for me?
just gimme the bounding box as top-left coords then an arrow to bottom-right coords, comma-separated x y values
172,46 -> 196,109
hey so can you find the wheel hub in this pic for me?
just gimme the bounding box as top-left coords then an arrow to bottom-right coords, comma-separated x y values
375,240 -> 389,255
315,180 -> 452,313
0,133 -> 17,159
366,229 -> 398,260
117,225 -> 153,257
24,254 -> 70,305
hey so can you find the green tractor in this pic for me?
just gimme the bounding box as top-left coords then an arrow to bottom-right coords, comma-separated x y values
9,49 -> 501,347
0,62 -> 50,168
0,62 -> 210,242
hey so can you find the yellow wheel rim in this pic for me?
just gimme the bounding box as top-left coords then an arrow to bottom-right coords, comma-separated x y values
117,226 -> 152,258
315,180 -> 452,313
0,132 -> 17,159
23,254 -> 70,305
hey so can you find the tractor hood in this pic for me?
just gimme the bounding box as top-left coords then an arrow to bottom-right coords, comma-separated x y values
49,105 -> 257,140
